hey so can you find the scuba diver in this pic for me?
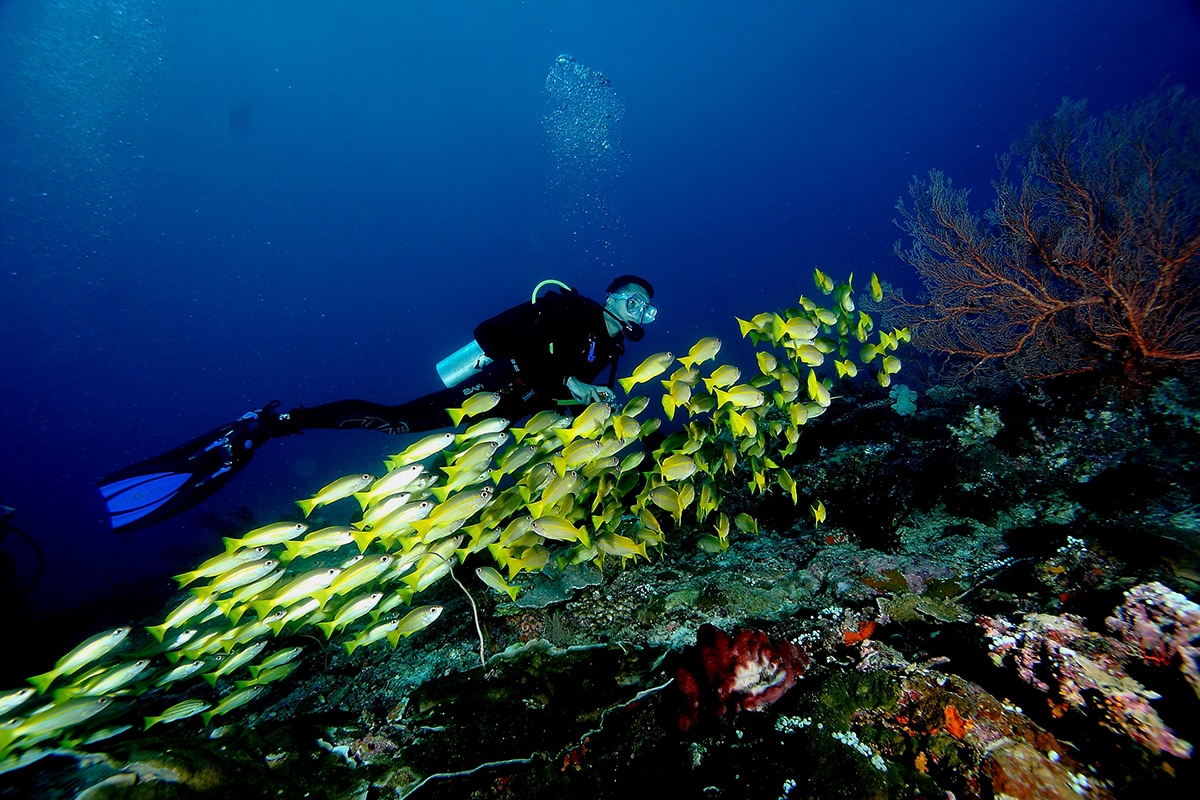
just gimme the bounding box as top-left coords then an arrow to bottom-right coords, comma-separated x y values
99,276 -> 657,531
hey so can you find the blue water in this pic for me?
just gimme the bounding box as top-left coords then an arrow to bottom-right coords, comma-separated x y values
1,0 -> 1198,673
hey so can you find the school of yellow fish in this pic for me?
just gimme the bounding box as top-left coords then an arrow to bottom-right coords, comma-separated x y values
0,270 -> 908,767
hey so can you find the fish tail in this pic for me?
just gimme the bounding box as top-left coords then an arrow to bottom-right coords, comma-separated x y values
296,498 -> 318,517
351,530 -> 377,553
27,670 -> 58,694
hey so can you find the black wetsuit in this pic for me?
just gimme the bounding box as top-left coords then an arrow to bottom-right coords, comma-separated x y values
277,289 -> 626,435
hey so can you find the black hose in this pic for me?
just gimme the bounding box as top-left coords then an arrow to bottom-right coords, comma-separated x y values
0,503 -> 45,598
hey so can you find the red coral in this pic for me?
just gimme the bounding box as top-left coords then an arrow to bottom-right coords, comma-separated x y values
674,624 -> 808,732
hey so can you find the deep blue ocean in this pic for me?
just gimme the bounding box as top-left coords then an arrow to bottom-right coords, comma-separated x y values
2,0 -> 1198,677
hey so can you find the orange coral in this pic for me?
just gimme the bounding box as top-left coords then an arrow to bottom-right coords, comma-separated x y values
944,705 -> 972,739
843,620 -> 878,645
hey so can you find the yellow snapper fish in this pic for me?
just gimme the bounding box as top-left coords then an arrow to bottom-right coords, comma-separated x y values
510,409 -> 566,442
280,526 -> 356,562
410,486 -> 494,536
155,659 -> 207,688
660,379 -> 692,422
387,432 -> 457,468
530,514 -> 591,546
620,394 -> 651,418
554,401 -> 613,444
834,359 -> 858,378
345,617 -> 402,656
714,384 -> 765,410
203,641 -> 269,686
449,438 -> 501,470
360,500 -> 434,546
456,416 -> 511,444
807,370 -> 832,407
0,688 -> 35,718
251,567 -> 342,619
781,316 -> 819,342
813,267 -> 835,294
528,470 -> 584,518
222,522 -> 308,553
553,439 -> 605,473
147,595 -> 214,642
0,696 -> 114,751
54,658 -> 152,703
503,544 -> 551,579
596,532 -> 648,562
676,337 -> 722,370
385,605 -> 444,646
317,592 -> 384,638
234,660 -> 297,689
490,443 -> 539,483
201,685 -> 264,726
27,627 -> 131,694
446,391 -> 502,426
355,463 -> 426,511
618,352 -> 675,394
216,569 -> 287,622
175,546 -> 270,588
659,453 -> 699,482
247,646 -> 304,678
734,513 -> 759,535
312,555 -> 394,607
296,473 -> 374,517
735,312 -> 775,340
143,698 -> 212,730
190,558 -> 280,601
702,364 -> 741,394
475,566 -> 520,601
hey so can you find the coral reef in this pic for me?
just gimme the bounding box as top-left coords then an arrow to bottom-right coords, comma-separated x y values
980,608 -> 1192,758
672,624 -> 809,731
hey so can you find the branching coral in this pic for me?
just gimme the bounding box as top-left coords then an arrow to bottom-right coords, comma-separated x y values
893,87 -> 1200,385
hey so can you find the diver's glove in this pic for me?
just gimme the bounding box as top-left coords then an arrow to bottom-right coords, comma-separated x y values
245,401 -> 301,442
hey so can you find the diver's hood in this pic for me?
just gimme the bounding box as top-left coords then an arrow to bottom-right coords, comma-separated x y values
605,307 -> 645,342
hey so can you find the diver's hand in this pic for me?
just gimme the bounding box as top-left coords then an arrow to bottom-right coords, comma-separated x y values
565,377 -> 615,404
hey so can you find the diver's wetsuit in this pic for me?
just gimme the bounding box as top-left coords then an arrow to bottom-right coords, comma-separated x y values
275,289 -> 626,435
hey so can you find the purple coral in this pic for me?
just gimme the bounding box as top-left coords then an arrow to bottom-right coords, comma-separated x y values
1105,581 -> 1200,695
980,599 -> 1194,758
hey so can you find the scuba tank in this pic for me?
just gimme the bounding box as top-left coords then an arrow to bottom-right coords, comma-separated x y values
436,280 -> 572,388
436,340 -> 493,388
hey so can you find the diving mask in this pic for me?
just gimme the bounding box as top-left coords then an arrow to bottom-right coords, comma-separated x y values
611,292 -> 658,324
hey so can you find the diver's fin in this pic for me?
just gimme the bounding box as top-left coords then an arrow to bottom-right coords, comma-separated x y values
99,403 -> 280,531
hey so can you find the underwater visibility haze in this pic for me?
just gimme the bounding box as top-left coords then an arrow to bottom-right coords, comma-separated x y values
2,1 -> 1200,797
